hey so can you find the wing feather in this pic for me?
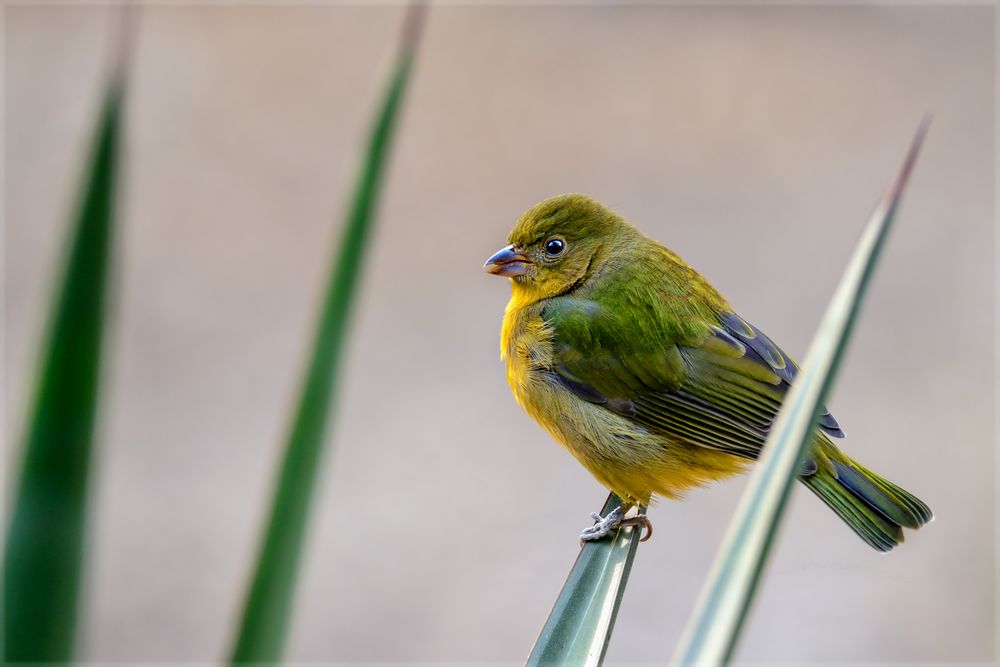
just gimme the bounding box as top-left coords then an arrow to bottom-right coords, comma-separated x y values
543,297 -> 843,464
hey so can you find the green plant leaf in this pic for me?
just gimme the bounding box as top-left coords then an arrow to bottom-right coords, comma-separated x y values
671,119 -> 930,667
227,7 -> 425,663
526,494 -> 645,667
3,80 -> 124,662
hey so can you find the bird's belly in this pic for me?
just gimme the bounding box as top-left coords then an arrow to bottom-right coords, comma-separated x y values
509,365 -> 743,504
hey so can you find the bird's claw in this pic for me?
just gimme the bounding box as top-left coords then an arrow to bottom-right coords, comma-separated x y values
580,507 -> 653,543
621,514 -> 653,542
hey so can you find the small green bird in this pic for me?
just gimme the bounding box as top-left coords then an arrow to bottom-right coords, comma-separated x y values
485,194 -> 931,551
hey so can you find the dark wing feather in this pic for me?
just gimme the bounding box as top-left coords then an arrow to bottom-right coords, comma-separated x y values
717,312 -> 843,438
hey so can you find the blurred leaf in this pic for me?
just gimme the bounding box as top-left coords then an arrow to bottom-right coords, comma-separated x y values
2,81 -> 124,661
228,6 -> 425,663
671,120 -> 929,667
526,494 -> 644,667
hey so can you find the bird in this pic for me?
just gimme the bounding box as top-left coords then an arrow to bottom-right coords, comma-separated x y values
484,193 -> 932,551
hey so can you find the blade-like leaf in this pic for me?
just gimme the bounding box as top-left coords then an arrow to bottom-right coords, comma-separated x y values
526,494 -> 645,667
3,80 -> 124,661
228,7 -> 425,663
671,119 -> 930,667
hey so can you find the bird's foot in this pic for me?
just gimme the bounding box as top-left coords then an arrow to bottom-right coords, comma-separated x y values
580,507 -> 653,543
580,506 -> 624,542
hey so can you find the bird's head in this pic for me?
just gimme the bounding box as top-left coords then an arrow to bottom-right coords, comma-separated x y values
484,194 -> 635,300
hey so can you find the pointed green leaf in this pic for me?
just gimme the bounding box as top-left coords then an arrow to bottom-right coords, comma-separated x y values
3,80 -> 123,662
228,7 -> 425,663
671,119 -> 930,667
526,494 -> 645,667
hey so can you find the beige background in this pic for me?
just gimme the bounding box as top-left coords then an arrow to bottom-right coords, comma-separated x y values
5,4 -> 995,665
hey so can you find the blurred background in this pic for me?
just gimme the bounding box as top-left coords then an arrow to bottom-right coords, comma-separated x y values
5,4 -> 994,665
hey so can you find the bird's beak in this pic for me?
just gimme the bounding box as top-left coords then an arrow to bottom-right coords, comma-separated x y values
484,244 -> 530,277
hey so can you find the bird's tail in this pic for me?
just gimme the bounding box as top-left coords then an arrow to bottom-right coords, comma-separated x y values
801,454 -> 933,552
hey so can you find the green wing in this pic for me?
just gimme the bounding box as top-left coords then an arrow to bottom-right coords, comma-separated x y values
542,296 -> 843,467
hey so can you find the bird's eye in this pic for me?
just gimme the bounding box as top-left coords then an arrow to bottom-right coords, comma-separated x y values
544,238 -> 565,256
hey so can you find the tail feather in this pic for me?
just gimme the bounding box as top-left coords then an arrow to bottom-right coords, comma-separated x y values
853,461 -> 934,526
802,457 -> 932,552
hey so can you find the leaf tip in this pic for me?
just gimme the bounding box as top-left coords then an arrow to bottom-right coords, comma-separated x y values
877,117 -> 931,217
399,1 -> 429,58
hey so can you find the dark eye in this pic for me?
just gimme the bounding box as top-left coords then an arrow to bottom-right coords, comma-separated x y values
544,238 -> 565,256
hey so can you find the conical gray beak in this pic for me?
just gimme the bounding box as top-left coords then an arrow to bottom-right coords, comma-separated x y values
484,244 -> 530,277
